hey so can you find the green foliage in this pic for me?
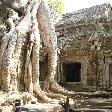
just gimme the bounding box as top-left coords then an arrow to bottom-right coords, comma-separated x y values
48,0 -> 64,23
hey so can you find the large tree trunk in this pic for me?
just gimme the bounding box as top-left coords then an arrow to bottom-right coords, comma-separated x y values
37,0 -> 58,90
0,0 -> 74,104
37,0 -> 74,95
0,0 -> 52,103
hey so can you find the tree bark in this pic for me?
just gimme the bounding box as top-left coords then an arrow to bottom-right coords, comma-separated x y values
0,0 -> 74,104
37,0 -> 74,95
0,0 -> 52,102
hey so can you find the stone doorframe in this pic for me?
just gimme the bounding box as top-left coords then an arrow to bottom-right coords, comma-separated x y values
60,58 -> 88,86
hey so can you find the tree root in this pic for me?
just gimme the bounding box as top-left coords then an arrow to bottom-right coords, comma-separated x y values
0,0 -> 75,104
50,81 -> 75,96
33,85 -> 52,103
0,91 -> 52,106
45,92 -> 66,99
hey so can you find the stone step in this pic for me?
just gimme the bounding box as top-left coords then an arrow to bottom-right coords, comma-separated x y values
60,109 -> 111,112
19,104 -> 62,112
60,82 -> 90,92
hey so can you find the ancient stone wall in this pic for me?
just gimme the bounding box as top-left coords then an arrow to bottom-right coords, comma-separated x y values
55,3 -> 112,90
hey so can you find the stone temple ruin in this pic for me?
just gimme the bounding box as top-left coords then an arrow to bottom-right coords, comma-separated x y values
40,3 -> 112,91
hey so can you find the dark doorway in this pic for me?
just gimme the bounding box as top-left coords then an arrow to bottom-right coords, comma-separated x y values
39,56 -> 48,81
63,62 -> 81,82
109,63 -> 112,87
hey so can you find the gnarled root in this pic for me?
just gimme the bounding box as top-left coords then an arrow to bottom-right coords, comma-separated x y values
43,80 -> 75,97
33,85 -> 52,103
50,81 -> 75,96
45,92 -> 66,99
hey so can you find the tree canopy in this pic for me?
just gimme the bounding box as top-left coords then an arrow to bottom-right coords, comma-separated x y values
48,0 -> 64,23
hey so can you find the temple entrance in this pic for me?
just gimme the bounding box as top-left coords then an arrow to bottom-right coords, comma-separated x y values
39,56 -> 48,81
109,63 -> 112,87
63,62 -> 81,82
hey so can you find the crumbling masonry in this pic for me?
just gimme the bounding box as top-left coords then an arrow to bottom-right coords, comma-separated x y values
40,3 -> 112,91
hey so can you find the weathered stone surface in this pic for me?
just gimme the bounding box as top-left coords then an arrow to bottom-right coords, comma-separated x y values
53,3 -> 112,91
1,106 -> 13,112
19,104 -> 62,112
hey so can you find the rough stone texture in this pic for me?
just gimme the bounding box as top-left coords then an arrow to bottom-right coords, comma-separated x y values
1,106 -> 13,112
19,104 -> 62,112
54,3 -> 112,91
